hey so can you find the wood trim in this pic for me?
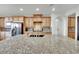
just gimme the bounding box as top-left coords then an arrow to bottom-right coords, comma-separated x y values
24,16 -> 51,18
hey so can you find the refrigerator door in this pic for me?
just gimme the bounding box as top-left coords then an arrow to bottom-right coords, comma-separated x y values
11,22 -> 22,36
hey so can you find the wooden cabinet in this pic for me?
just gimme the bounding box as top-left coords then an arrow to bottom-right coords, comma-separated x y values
42,17 -> 51,27
0,17 -> 5,27
19,17 -> 24,21
68,17 -> 75,39
13,16 -> 18,21
68,32 -> 75,39
46,17 -> 51,27
33,17 -> 42,22
0,17 -> 5,40
24,17 -> 33,28
68,17 -> 75,27
42,17 -> 47,27
24,14 -> 51,33
5,17 -> 13,22
12,16 -> 24,22
24,16 -> 51,28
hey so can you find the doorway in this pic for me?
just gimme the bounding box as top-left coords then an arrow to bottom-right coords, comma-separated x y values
77,16 -> 79,40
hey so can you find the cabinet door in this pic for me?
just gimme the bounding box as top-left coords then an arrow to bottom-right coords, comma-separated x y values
25,18 -> 31,28
27,18 -> 33,28
68,17 -> 75,39
0,17 -> 4,27
0,32 -> 5,40
19,17 -> 24,22
24,18 -> 28,27
68,17 -> 75,27
68,17 -> 71,27
71,17 -> 75,27
37,17 -> 42,21
13,17 -> 19,21
42,17 -> 47,27
68,32 -> 75,39
42,17 -> 51,27
46,18 -> 51,27
5,17 -> 12,22
33,17 -> 36,21
12,16 -> 24,22
33,17 -> 41,22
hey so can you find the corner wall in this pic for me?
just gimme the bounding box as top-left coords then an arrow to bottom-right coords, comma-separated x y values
51,14 -> 68,36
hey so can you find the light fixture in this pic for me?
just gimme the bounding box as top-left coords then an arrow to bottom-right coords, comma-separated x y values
19,8 -> 24,11
36,8 -> 40,11
52,8 -> 55,11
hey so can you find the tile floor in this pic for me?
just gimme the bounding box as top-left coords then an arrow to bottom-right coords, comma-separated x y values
0,34 -> 78,54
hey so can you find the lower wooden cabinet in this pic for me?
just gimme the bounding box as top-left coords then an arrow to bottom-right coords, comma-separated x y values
0,31 -> 5,40
68,32 -> 75,39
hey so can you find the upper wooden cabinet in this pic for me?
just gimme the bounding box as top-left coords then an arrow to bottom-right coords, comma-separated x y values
0,17 -> 5,27
12,16 -> 18,21
68,17 -> 75,27
42,17 -> 51,27
33,17 -> 42,22
19,17 -> 24,21
42,17 -> 47,27
12,16 -> 24,22
24,17 -> 33,28
5,17 -> 13,22
24,14 -> 51,29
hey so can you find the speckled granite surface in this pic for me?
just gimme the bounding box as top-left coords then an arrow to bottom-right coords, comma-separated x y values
0,34 -> 78,54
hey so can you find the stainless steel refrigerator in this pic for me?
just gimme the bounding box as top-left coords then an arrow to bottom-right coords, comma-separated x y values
11,22 -> 23,36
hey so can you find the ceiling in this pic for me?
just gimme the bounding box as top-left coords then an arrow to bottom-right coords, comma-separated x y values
0,4 -> 79,16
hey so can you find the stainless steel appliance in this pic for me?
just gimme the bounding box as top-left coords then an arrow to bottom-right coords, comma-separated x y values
11,22 -> 23,36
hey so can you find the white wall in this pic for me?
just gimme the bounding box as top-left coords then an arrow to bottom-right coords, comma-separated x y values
51,7 -> 79,36
51,14 -> 67,36
51,14 -> 58,35
62,16 -> 68,36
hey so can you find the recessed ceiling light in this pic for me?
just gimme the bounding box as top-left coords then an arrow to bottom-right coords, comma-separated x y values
20,8 -> 23,11
52,8 -> 55,11
36,8 -> 40,11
